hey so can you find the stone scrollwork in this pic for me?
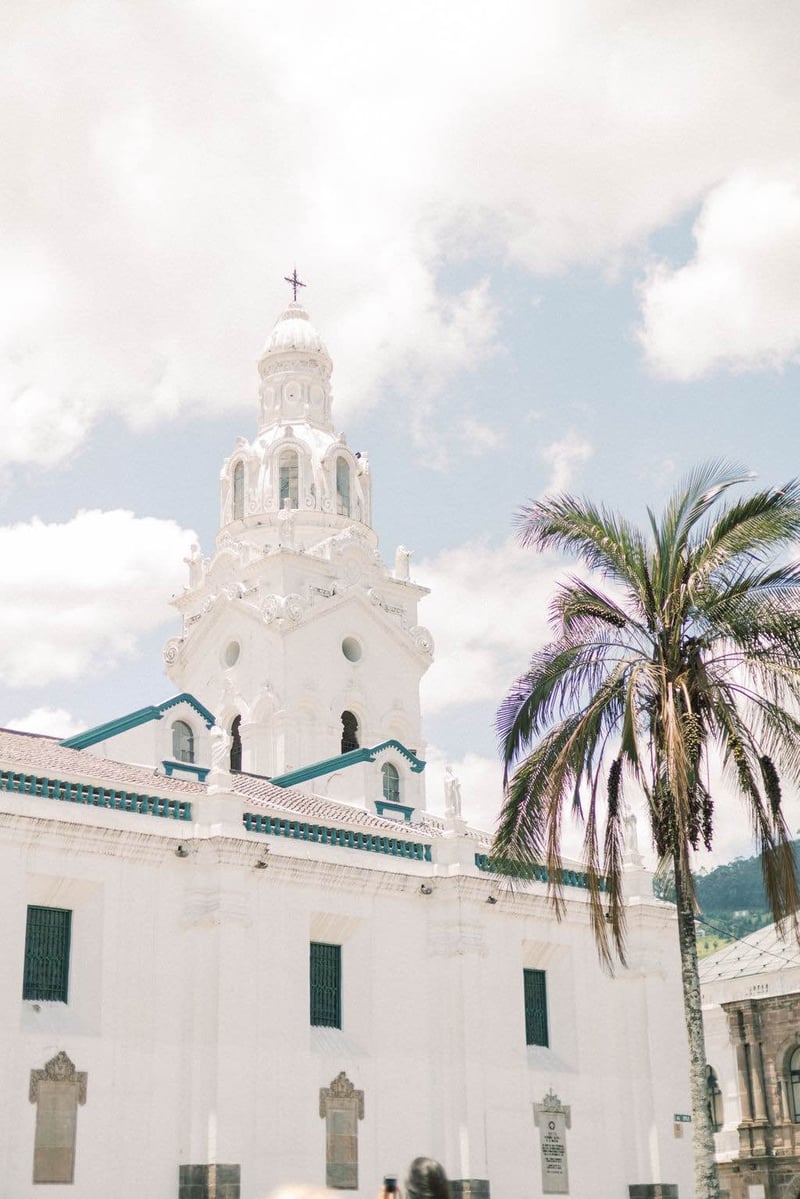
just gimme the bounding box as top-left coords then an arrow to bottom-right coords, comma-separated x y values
163,638 -> 183,665
29,1052 -> 87,1106
261,594 -> 307,626
409,625 -> 434,655
262,596 -> 280,624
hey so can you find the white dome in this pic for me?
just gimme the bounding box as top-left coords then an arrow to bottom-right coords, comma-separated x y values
261,301 -> 329,357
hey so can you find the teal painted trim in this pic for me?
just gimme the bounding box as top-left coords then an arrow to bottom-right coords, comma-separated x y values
0,769 -> 192,822
272,739 -> 426,788
243,812 -> 432,861
162,760 -> 210,782
61,692 -> 215,749
474,853 -> 608,892
374,800 -> 414,821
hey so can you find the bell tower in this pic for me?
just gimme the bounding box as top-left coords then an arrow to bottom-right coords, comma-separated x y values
164,280 -> 433,810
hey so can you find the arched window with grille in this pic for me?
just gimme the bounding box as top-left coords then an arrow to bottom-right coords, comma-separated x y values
279,450 -> 299,509
706,1065 -> 723,1132
232,461 -> 245,521
172,720 -> 195,764
230,715 -> 242,772
336,457 -> 350,517
381,762 -> 400,804
341,711 -> 359,754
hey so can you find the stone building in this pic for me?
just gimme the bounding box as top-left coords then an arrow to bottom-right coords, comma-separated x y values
0,293 -> 695,1198
701,922 -> 800,1199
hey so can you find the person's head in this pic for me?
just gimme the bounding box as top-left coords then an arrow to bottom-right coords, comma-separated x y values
405,1157 -> 450,1199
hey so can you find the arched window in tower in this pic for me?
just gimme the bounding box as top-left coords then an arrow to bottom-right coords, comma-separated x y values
336,457 -> 350,517
790,1048 -> 800,1122
172,720 -> 195,764
706,1065 -> 723,1132
232,461 -> 245,521
279,450 -> 299,509
341,711 -> 359,754
381,762 -> 400,804
229,715 -> 242,772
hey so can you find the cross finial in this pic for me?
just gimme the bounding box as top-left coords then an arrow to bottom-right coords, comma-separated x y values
284,268 -> 306,302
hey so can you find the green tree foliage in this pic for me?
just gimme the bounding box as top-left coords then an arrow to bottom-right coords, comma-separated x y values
494,463 -> 800,1199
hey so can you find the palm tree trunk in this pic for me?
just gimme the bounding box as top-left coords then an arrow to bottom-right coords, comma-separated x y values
673,849 -> 721,1199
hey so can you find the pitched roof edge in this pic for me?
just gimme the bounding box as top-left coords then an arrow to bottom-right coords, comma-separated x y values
60,692 -> 216,749
271,739 -> 426,788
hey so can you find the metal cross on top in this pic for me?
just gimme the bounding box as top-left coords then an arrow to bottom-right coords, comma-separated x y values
284,269 -> 306,302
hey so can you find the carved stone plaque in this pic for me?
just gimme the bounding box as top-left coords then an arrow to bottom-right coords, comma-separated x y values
533,1089 -> 571,1195
319,1071 -> 364,1190
29,1052 -> 87,1184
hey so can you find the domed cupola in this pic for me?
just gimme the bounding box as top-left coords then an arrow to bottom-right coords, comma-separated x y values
257,295 -> 334,434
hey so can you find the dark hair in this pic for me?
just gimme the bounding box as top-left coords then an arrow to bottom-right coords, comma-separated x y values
405,1157 -> 450,1199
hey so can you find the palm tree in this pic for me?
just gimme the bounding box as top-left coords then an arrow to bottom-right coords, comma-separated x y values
494,462 -> 800,1199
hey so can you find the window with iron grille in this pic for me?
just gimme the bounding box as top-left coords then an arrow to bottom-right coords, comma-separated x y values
23,906 -> 72,1003
523,968 -> 548,1046
310,942 -> 341,1028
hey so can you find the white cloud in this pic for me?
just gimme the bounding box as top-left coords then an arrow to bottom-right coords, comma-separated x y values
418,537 -> 566,716
0,510 -> 196,685
540,433 -> 594,494
639,172 -> 800,379
4,2 -> 800,464
5,707 -> 86,739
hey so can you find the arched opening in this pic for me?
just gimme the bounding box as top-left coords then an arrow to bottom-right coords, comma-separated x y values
232,461 -> 245,521
381,762 -> 400,804
279,449 -> 299,509
341,711 -> 359,754
172,720 -> 195,764
706,1065 -> 723,1132
789,1047 -> 800,1122
336,457 -> 350,517
230,715 -> 242,772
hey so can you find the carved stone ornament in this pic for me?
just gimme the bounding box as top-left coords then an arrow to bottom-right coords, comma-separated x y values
163,638 -> 183,665
319,1071 -> 365,1119
410,625 -> 434,655
29,1052 -> 87,1105
537,1089 -> 570,1118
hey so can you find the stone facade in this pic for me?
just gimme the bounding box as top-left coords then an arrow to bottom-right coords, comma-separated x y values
717,995 -> 800,1199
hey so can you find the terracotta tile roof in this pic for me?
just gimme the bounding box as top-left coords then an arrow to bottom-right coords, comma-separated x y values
0,728 -> 203,796
0,728 -> 463,840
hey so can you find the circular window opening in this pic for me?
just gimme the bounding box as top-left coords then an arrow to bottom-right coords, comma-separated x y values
341,636 -> 362,663
224,641 -> 241,668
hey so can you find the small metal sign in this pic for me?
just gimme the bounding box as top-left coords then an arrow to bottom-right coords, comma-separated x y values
673,1113 -> 692,1123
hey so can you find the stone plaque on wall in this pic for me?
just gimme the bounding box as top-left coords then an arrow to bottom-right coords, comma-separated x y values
319,1071 -> 364,1190
533,1089 -> 571,1195
29,1051 -> 87,1184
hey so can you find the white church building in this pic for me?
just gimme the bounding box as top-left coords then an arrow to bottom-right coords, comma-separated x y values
0,291 -> 694,1198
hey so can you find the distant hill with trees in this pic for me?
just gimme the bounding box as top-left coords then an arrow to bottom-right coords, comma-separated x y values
656,848 -> 800,949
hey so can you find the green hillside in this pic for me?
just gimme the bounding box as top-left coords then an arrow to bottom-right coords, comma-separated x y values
656,846 -> 800,956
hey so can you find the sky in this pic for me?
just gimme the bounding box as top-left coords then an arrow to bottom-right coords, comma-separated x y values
3,0 -> 800,867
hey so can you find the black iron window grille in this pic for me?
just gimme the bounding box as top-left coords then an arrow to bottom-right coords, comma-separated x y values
23,905 -> 72,1003
523,968 -> 548,1047
310,941 -> 341,1028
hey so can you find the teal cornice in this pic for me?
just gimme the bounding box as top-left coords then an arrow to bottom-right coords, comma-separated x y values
271,739 -> 426,788
61,693 -> 216,750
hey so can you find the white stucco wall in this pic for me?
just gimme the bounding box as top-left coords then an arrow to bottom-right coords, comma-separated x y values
0,785 -> 695,1199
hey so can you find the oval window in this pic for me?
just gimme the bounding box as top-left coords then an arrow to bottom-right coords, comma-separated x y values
224,641 -> 240,667
341,636 -> 362,662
